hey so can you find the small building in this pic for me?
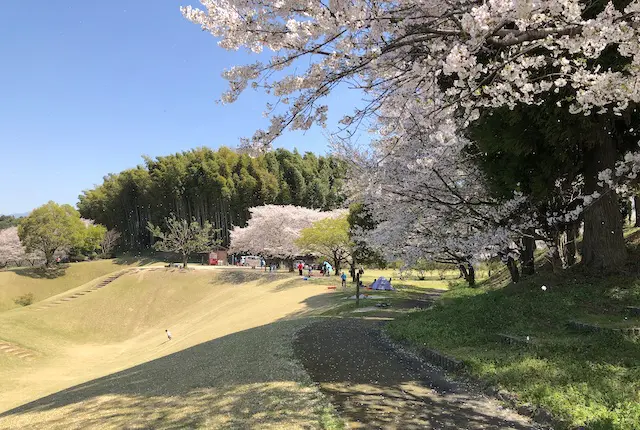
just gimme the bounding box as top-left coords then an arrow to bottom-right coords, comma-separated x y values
200,248 -> 228,266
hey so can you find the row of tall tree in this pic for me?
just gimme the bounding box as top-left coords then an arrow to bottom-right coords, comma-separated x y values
77,147 -> 347,250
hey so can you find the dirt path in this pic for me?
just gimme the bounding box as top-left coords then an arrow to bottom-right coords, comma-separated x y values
294,319 -> 536,430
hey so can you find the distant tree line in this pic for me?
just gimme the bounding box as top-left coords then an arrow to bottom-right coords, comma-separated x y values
1,202 -> 118,268
0,215 -> 20,230
77,147 -> 347,250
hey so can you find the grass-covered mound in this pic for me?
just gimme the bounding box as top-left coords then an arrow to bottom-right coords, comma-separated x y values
0,259 -> 153,312
387,267 -> 640,429
0,268 -> 341,429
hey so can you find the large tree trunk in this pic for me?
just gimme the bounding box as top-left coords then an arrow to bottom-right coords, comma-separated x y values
582,125 -> 626,269
458,263 -> 475,287
565,223 -> 579,267
548,228 -> 569,272
521,233 -> 536,276
505,257 -> 520,283
182,253 -> 188,268
635,196 -> 640,227
466,263 -> 475,287
44,250 -> 55,268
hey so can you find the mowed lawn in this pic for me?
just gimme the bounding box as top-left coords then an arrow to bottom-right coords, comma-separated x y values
0,268 -> 342,429
359,268 -> 458,291
356,268 -> 491,292
0,260 -> 154,312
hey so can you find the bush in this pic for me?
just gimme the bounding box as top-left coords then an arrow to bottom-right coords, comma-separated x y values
14,293 -> 35,307
88,252 -> 98,260
69,254 -> 88,262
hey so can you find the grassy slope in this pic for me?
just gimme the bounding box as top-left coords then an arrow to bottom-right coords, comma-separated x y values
0,268 -> 342,429
387,264 -> 640,429
0,259 -> 155,312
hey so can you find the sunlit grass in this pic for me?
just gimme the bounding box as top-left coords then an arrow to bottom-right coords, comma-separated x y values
387,269 -> 640,429
0,259 -> 152,312
0,269 -> 343,429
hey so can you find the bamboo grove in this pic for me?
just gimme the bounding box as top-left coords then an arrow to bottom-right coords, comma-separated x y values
77,147 -> 346,250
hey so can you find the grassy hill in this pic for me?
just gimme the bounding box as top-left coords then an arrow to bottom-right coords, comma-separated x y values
387,259 -> 640,429
0,268 -> 342,429
0,259 -> 158,312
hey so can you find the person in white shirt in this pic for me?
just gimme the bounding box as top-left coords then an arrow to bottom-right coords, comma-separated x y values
165,329 -> 172,340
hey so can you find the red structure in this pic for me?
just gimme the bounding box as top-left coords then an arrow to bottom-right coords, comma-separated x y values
201,249 -> 228,265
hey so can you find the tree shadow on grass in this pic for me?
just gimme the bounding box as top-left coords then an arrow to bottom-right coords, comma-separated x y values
9,265 -> 68,279
113,256 -> 159,267
214,269 -> 291,285
0,320 -> 327,430
0,316 -> 535,430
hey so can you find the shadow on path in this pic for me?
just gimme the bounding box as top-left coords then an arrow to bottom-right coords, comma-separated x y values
294,318 -> 535,430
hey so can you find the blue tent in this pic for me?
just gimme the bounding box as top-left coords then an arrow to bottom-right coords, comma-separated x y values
370,277 -> 394,291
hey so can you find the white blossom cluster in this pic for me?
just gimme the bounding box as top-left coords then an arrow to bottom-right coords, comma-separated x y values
339,130 -> 530,267
229,205 -> 345,259
184,0 -> 640,149
0,227 -> 47,267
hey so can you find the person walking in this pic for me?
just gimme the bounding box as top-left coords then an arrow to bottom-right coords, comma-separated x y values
298,262 -> 304,276
165,329 -> 172,340
341,271 -> 347,288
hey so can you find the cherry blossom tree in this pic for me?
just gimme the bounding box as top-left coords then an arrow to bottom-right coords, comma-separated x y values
0,227 -> 25,268
229,205 -> 345,266
0,227 -> 42,268
336,123 -> 540,285
184,0 -> 640,269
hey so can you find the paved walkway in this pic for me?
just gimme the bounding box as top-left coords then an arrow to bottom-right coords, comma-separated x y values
294,319 -> 536,430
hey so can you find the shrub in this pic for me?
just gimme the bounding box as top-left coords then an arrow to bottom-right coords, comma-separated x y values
14,293 -> 35,307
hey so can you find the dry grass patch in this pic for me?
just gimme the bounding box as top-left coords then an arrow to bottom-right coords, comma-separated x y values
0,320 -> 342,430
0,259 -> 151,312
0,269 -> 342,429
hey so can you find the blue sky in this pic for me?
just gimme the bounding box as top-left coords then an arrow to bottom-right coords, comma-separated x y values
0,1 -> 364,215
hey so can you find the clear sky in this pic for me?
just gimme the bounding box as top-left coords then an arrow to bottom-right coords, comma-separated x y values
0,1 -> 364,215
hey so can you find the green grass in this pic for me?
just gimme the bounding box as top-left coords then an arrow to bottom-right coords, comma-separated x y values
386,268 -> 640,429
0,259 -> 155,312
360,268 -> 471,291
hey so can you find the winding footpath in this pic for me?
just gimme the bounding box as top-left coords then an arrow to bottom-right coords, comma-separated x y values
294,318 -> 537,430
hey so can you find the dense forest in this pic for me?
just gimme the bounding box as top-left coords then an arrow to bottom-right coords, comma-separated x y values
78,147 -> 347,250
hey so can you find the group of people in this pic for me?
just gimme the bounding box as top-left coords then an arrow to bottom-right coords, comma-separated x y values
295,261 -> 335,277
260,259 -> 279,272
